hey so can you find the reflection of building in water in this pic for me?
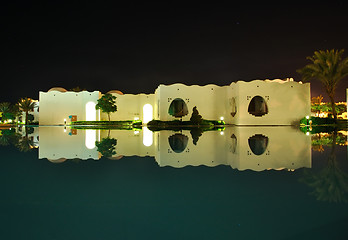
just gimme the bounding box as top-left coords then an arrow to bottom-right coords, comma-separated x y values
39,127 -> 100,163
39,127 -> 311,171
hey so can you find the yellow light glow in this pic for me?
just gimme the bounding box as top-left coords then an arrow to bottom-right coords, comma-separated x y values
220,117 -> 224,120
143,127 -> 153,147
143,104 -> 153,124
86,101 -> 97,121
85,130 -> 96,149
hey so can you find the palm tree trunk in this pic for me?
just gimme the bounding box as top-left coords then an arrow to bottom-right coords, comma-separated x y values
108,113 -> 110,121
25,111 -> 28,125
328,95 -> 337,121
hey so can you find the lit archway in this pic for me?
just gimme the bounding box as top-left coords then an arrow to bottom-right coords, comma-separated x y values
248,96 -> 268,117
143,104 -> 153,124
86,101 -> 97,121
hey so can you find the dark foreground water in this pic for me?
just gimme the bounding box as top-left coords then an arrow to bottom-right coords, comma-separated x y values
0,127 -> 348,240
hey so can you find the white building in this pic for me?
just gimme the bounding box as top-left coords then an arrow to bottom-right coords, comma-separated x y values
39,79 -> 310,126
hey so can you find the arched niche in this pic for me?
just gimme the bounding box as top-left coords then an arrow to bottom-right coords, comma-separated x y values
248,96 -> 268,117
168,98 -> 188,118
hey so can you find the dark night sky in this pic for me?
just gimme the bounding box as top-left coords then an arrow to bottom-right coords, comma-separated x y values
2,2 -> 348,103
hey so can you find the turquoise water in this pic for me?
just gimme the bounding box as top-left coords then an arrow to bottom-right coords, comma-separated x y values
0,127 -> 348,240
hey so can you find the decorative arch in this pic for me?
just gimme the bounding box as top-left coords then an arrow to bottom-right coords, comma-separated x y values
248,96 -> 268,117
48,87 -> 68,93
248,134 -> 268,155
168,98 -> 188,118
107,90 -> 124,95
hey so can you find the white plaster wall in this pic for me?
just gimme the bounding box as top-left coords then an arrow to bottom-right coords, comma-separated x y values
230,80 -> 310,125
155,83 -> 229,121
103,93 -> 156,122
39,91 -> 100,125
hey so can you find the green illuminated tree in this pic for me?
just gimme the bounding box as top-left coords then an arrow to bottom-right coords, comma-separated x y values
95,93 -> 117,121
297,49 -> 348,120
18,98 -> 36,125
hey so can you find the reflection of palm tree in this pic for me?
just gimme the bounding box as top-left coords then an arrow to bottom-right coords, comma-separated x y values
300,131 -> 348,202
16,135 -> 34,152
0,129 -> 20,146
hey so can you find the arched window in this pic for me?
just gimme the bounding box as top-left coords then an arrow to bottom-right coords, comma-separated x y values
248,134 -> 268,155
86,101 -> 96,121
143,104 -> 153,124
168,98 -> 188,118
248,96 -> 268,117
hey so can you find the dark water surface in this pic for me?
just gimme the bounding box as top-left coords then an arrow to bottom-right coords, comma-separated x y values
1,127 -> 348,240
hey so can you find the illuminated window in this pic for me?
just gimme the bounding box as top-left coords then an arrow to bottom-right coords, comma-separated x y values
143,104 -> 153,124
143,127 -> 153,147
86,101 -> 96,121
85,130 -> 96,149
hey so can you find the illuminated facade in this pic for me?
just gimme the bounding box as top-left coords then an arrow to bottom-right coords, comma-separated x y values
38,79 -> 310,125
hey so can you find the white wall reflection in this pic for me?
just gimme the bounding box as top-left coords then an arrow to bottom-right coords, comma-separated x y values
38,126 -> 312,172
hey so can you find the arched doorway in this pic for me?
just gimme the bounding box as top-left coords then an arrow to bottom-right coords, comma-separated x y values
248,96 -> 268,117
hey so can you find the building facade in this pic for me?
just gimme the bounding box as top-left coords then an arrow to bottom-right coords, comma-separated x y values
39,79 -> 310,125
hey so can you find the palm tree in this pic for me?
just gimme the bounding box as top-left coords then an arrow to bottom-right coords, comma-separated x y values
297,49 -> 348,120
0,102 -> 11,121
18,98 -> 35,125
